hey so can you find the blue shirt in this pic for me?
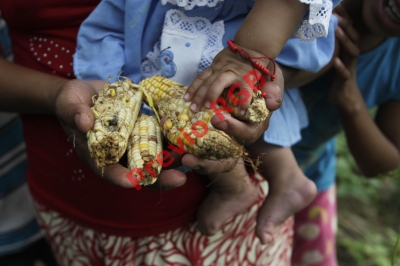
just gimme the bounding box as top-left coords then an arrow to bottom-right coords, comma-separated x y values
74,0 -> 341,150
75,0 -> 340,81
293,37 -> 400,192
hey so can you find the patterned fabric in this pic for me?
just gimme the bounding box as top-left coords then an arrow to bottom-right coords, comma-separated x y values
292,185 -> 337,266
75,0 -> 340,82
161,0 -> 221,10
295,0 -> 335,41
160,0 -> 340,41
35,173 -> 294,266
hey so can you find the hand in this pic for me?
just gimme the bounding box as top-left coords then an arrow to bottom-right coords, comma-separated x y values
54,79 -> 187,189
329,5 -> 362,111
184,45 -> 273,115
210,64 -> 284,146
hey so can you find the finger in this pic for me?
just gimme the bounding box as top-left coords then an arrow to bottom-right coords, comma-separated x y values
55,81 -> 98,132
103,163 -> 188,190
159,117 -> 168,128
190,71 -> 237,113
337,16 -> 359,43
333,4 -> 351,21
261,69 -> 284,112
335,27 -> 360,58
185,68 -> 213,102
73,104 -> 95,133
211,114 -> 269,145
188,73 -> 217,112
204,71 -> 239,109
146,169 -> 187,190
182,154 -> 237,175
235,81 -> 253,117
161,144 -> 185,169
103,164 -> 135,188
333,57 -> 351,79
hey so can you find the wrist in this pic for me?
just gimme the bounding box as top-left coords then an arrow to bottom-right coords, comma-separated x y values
335,100 -> 365,117
232,39 -> 273,66
227,40 -> 276,82
48,77 -> 70,115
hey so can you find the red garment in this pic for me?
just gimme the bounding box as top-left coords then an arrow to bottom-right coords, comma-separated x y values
0,0 -> 209,237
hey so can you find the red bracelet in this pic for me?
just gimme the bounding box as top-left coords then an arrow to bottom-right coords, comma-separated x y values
227,40 -> 276,81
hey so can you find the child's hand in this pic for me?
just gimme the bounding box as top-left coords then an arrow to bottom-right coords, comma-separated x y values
184,45 -> 273,116
210,63 -> 284,146
329,5 -> 361,111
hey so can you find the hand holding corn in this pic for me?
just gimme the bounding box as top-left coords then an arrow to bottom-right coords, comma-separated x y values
184,46 -> 272,121
87,75 -> 270,185
52,78 -> 189,189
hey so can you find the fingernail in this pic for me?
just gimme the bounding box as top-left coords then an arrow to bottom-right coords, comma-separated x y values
205,101 -> 210,108
215,120 -> 228,130
215,113 -> 226,122
184,93 -> 189,100
190,103 -> 197,112
74,113 -> 81,125
240,109 -> 246,116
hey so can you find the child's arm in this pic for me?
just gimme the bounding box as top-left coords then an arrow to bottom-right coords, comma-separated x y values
234,0 -> 308,58
330,13 -> 400,177
184,0 -> 308,113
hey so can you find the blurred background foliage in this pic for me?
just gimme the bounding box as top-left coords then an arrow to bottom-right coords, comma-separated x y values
336,127 -> 400,266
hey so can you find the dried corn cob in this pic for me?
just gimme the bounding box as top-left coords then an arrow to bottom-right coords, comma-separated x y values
87,77 -> 143,173
224,89 -> 269,123
127,114 -> 163,186
140,75 -> 268,123
139,76 -> 247,160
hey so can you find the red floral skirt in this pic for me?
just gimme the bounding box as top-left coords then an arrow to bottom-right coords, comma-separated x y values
34,174 -> 293,266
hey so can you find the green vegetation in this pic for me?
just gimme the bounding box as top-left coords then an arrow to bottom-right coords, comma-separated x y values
336,131 -> 400,266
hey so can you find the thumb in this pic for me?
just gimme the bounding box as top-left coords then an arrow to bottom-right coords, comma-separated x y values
73,105 -> 95,133
55,80 -> 99,133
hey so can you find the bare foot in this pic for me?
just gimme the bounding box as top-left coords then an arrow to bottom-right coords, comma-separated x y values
196,175 -> 258,236
255,171 -> 317,244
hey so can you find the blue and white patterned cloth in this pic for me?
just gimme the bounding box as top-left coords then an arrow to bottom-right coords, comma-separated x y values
74,0 -> 340,152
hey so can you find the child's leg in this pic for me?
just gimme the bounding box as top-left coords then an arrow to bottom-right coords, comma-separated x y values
291,185 -> 338,266
196,158 -> 258,236
249,141 -> 317,244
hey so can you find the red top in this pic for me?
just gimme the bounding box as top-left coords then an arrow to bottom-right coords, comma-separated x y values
0,0 -> 209,237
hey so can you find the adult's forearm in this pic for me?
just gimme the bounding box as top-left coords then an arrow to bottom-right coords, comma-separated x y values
235,0 -> 308,58
0,57 -> 67,114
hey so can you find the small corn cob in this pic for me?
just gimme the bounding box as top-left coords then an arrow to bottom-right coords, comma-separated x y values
127,114 -> 163,186
139,76 -> 246,160
87,77 -> 143,173
224,89 -> 269,123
